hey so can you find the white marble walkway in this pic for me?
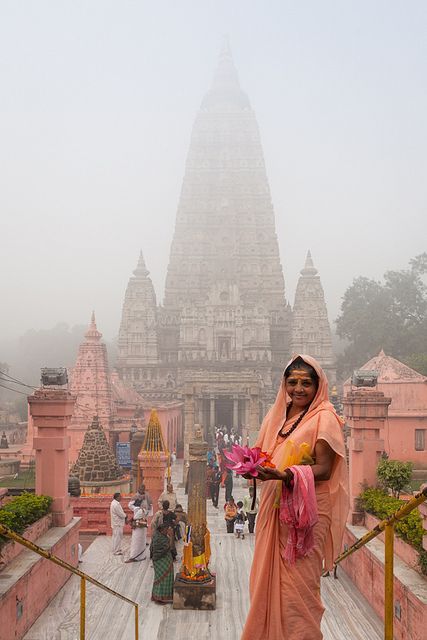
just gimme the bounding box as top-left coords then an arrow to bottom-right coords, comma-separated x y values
24,464 -> 383,640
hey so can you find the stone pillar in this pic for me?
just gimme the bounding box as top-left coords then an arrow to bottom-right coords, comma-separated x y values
173,427 -> 215,611
187,431 -> 208,557
343,390 -> 391,525
138,451 -> 168,520
209,396 -> 215,429
248,386 -> 260,445
28,389 -> 76,527
183,383 -> 195,483
232,396 -> 239,430
197,398 -> 204,427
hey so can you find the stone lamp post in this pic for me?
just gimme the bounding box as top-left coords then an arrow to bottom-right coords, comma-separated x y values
173,426 -> 216,610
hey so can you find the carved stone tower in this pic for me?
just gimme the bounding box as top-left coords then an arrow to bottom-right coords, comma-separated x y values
290,251 -> 336,384
68,312 -> 115,462
117,251 -> 159,384
118,45 -> 338,456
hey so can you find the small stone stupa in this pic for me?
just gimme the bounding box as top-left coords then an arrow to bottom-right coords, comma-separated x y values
70,416 -> 128,494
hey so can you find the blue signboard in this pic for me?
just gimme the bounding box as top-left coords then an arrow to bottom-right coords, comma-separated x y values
116,442 -> 131,468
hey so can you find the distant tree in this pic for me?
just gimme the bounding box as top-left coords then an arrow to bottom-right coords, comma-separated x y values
336,253 -> 427,379
12,396 -> 29,421
404,353 -> 427,377
377,458 -> 413,498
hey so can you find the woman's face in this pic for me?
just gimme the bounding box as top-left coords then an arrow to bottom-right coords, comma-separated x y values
284,368 -> 318,411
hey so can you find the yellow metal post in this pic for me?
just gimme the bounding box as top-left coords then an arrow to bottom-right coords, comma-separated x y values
384,523 -> 394,640
80,577 -> 86,640
134,604 -> 139,640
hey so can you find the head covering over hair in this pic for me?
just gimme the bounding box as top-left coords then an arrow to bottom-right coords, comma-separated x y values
256,353 -> 339,454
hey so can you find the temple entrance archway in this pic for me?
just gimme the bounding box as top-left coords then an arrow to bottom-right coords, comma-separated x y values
215,397 -> 232,428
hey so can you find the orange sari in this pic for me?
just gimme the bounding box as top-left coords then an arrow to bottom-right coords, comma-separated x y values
241,355 -> 349,640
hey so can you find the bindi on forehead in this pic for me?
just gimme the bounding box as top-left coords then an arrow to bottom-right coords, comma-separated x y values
287,369 -> 312,380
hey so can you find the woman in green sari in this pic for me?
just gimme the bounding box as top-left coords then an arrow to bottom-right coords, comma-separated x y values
150,523 -> 174,604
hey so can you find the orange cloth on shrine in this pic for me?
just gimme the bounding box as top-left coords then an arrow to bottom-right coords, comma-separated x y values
241,354 -> 349,640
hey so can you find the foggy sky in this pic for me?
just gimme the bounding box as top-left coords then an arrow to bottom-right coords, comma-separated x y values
1,1 -> 426,342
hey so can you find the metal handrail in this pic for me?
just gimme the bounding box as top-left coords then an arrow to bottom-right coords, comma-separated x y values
333,485 -> 427,640
0,523 -> 139,640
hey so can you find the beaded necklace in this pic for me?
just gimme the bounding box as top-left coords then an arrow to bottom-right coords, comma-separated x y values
278,403 -> 309,439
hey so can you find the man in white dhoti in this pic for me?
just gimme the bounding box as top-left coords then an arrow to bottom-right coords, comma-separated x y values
125,498 -> 148,562
110,492 -> 126,555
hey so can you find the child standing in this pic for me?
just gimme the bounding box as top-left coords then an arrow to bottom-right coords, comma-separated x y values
234,501 -> 246,539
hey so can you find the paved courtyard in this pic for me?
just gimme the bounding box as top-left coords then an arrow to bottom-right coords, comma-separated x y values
24,463 -> 383,639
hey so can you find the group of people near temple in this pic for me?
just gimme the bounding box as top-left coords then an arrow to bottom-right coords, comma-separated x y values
107,354 -> 349,638
215,426 -> 243,449
109,482 -> 187,603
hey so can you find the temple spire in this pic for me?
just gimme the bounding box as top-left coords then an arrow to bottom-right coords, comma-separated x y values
300,250 -> 318,276
212,37 -> 240,91
291,253 -> 336,384
133,250 -> 149,278
85,310 -> 102,341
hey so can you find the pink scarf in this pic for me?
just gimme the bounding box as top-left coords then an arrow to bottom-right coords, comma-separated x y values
279,465 -> 318,564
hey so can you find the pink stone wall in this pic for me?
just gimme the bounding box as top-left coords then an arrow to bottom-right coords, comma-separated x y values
344,380 -> 427,466
382,415 -> 427,466
341,526 -> 427,640
0,519 -> 80,640
0,514 -> 52,568
71,495 -> 137,535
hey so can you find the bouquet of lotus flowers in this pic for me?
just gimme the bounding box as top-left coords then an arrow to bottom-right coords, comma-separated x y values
224,445 -> 275,510
224,445 -> 275,477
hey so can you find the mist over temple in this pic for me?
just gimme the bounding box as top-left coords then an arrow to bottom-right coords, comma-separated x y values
1,11 -> 426,638
117,44 -> 334,452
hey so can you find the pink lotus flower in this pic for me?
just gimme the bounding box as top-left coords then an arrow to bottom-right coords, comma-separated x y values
223,445 -> 274,477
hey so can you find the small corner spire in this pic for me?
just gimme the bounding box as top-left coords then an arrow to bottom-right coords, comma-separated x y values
220,35 -> 232,60
212,36 -> 240,91
133,251 -> 149,277
85,310 -> 102,341
300,250 -> 318,276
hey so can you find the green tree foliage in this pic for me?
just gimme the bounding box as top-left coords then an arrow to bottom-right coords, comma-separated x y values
405,353 -> 427,376
377,458 -> 413,498
336,253 -> 427,378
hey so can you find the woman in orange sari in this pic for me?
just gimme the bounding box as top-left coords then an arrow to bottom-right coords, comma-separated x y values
241,354 -> 349,640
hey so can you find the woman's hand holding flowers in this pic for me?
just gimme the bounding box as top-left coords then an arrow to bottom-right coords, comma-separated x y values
256,466 -> 294,487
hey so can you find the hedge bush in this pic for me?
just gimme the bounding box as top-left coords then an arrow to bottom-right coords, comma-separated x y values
0,493 -> 52,542
360,487 -> 427,574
